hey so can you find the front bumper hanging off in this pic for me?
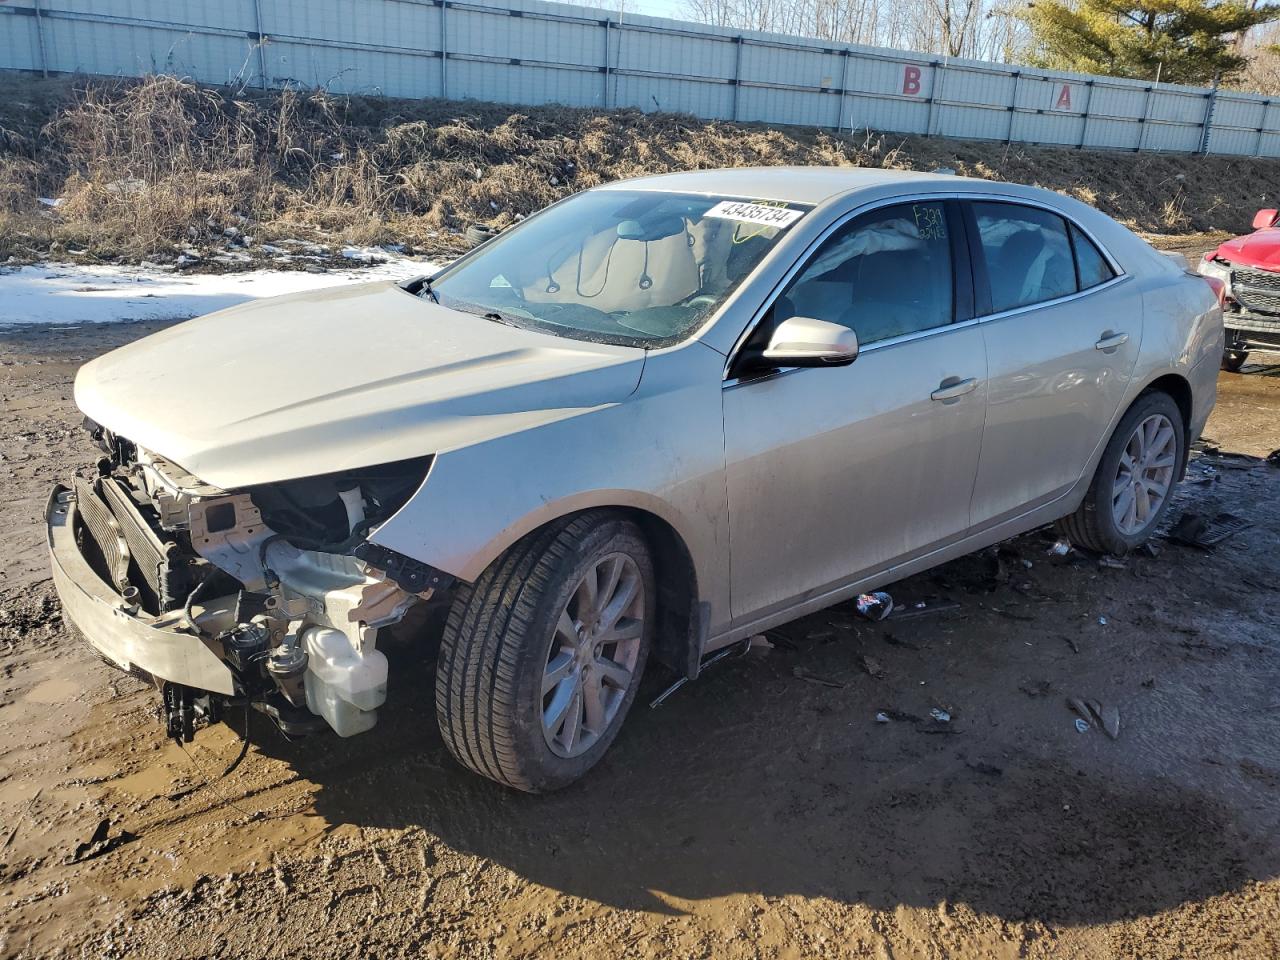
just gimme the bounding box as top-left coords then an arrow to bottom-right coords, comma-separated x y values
46,484 -> 236,695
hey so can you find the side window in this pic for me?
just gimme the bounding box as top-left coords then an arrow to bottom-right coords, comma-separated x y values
1070,223 -> 1116,290
973,202 -> 1077,312
777,201 -> 954,346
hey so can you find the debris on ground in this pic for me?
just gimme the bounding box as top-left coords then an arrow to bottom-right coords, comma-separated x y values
792,666 -> 845,688
1168,511 -> 1254,549
874,708 -> 923,723
1098,555 -> 1128,570
67,817 -> 136,864
1048,538 -> 1073,557
747,634 -> 774,654
929,708 -> 951,723
859,655 -> 886,679
649,638 -> 752,707
1068,696 -> 1122,739
855,591 -> 894,621
890,599 -> 961,622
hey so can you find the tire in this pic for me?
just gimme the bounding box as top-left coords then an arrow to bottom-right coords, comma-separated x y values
435,511 -> 654,792
1221,349 -> 1249,372
1056,391 -> 1186,556
464,223 -> 499,248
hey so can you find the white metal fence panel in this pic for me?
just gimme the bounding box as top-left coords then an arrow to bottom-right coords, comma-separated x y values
3,0 -> 1280,157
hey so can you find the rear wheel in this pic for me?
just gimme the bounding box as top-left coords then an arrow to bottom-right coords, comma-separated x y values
435,511 -> 653,792
1056,391 -> 1185,555
1221,349 -> 1249,372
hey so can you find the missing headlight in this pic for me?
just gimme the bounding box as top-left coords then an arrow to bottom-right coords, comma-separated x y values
247,456 -> 432,552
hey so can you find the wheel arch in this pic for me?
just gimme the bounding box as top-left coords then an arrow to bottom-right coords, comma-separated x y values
461,498 -> 706,680
1135,371 -> 1194,473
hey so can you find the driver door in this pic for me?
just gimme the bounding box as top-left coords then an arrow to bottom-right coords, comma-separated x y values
721,199 -> 989,623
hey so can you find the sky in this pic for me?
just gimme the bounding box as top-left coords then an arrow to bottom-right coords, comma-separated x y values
617,0 -> 688,20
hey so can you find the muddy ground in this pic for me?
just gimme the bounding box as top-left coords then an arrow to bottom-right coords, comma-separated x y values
1,318 -> 1279,959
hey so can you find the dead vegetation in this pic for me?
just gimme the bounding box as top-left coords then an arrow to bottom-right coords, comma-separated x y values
0,73 -> 1276,265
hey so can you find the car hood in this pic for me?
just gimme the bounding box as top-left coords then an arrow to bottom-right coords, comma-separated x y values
75,281 -> 646,488
1215,228 -> 1280,271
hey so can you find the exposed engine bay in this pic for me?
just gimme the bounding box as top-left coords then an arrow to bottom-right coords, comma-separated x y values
67,420 -> 448,744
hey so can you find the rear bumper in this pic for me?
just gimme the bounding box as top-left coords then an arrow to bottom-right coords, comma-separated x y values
46,484 -> 235,696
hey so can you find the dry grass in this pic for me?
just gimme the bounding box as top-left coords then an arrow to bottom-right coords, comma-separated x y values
1,73 -> 1277,264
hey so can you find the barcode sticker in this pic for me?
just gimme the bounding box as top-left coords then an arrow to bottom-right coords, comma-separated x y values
704,200 -> 803,228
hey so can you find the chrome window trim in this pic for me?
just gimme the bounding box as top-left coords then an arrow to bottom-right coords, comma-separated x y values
721,189 -> 1128,383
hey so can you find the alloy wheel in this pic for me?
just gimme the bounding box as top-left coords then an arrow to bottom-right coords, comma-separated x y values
541,553 -> 645,758
1111,413 -> 1177,535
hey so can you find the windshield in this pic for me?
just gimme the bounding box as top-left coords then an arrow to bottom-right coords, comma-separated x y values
428,190 -> 810,347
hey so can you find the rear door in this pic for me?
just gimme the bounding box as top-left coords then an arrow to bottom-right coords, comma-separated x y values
964,200 -> 1142,529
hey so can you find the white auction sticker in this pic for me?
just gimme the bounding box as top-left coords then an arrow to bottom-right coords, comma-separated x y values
704,200 -> 803,228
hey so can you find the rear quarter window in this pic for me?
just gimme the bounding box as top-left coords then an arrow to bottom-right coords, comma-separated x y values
1070,222 -> 1116,290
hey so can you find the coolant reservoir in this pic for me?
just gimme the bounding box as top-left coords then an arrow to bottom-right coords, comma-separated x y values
301,626 -> 388,737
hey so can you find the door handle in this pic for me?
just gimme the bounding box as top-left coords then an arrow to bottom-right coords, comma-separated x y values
930,377 -> 978,402
1095,331 -> 1129,351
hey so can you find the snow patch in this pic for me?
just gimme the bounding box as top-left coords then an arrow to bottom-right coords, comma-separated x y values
0,257 -> 438,326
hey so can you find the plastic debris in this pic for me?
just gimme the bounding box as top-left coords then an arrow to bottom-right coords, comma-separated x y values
875,711 -> 891,723
1074,717 -> 1090,733
855,591 -> 894,621
1048,538 -> 1072,557
929,707 -> 951,723
747,634 -> 774,654
1098,555 -> 1128,569
649,638 -> 751,708
1168,511 -> 1253,549
1098,616 -> 1108,626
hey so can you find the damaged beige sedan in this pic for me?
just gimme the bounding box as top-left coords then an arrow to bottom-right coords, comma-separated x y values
49,168 -> 1222,791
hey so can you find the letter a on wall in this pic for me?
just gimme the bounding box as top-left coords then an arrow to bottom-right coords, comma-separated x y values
1054,84 -> 1073,110
903,65 -> 922,96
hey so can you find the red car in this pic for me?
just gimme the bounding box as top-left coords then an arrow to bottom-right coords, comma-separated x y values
1199,208 -> 1280,370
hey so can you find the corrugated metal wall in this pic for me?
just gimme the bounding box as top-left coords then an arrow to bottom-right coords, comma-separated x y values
3,0 -> 1279,157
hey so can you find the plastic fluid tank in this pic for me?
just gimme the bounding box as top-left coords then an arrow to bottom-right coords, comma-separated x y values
301,626 -> 388,737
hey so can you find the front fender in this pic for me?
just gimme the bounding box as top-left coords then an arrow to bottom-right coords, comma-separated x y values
367,343 -> 733,634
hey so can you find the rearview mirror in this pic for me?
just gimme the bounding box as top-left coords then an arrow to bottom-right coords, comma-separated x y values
1252,208 -> 1278,230
762,316 -> 859,368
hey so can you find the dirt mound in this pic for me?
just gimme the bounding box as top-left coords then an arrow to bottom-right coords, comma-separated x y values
0,74 -> 1275,264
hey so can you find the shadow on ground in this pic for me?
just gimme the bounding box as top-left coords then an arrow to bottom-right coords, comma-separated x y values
248,525 -> 1273,925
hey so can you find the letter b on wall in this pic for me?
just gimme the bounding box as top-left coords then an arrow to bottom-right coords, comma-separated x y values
902,65 -> 921,96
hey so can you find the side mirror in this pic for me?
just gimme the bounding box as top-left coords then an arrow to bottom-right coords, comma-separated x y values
761,316 -> 859,368
1252,208 -> 1278,230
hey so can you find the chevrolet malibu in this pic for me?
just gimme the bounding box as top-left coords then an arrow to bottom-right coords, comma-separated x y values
49,168 -> 1222,792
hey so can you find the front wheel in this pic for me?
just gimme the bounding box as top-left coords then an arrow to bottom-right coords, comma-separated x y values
435,512 -> 654,792
1056,391 -> 1185,555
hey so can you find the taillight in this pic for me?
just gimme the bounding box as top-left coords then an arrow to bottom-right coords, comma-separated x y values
1202,274 -> 1227,308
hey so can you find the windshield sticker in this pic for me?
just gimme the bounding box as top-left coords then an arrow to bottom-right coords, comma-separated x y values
705,200 -> 804,229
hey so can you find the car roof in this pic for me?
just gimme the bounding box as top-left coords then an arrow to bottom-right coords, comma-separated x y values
599,166 -> 976,206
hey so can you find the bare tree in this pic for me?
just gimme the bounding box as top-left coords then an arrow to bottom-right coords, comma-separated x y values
676,0 -> 1032,62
